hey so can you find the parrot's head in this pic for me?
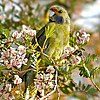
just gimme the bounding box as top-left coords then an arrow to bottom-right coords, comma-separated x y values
48,5 -> 70,24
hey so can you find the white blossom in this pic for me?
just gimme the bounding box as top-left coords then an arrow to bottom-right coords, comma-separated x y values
28,30 -> 36,36
18,45 -> 26,55
44,74 -> 53,80
36,74 -> 43,80
12,31 -> 22,39
74,30 -> 90,44
0,46 -> 28,69
48,82 -> 54,88
46,65 -> 55,73
22,58 -> 28,65
65,46 -> 74,54
61,46 -> 76,59
14,75 -> 22,84
22,25 -> 36,36
5,84 -> 12,92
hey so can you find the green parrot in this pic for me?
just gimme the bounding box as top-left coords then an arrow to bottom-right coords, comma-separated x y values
24,5 -> 70,97
35,5 -> 70,65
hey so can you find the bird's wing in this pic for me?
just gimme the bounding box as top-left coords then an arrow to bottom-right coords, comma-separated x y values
36,25 -> 46,48
36,23 -> 50,49
36,25 -> 46,39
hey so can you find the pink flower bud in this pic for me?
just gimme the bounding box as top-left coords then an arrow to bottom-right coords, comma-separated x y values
71,56 -> 81,64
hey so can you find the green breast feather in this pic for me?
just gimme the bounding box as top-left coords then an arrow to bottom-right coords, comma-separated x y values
45,22 -> 70,60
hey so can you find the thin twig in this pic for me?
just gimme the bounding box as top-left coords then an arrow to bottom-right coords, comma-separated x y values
40,86 -> 56,100
90,78 -> 100,92
55,70 -> 60,100
41,38 -> 47,53
12,68 -> 36,75
57,86 -> 60,100
34,35 -> 42,50
42,52 -> 55,65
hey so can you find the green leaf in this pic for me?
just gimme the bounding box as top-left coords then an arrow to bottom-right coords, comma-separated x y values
85,54 -> 97,64
0,25 -> 10,39
68,81 -> 75,91
30,86 -> 37,99
82,84 -> 86,90
45,24 -> 55,39
36,53 -> 40,59
36,59 -> 41,67
4,29 -> 9,38
87,88 -> 97,95
0,3 -> 5,10
12,67 -> 19,72
84,66 -> 90,77
25,35 -> 31,41
60,85 -> 70,94
90,67 -> 100,78
0,66 -> 7,70
33,43 -> 39,49
79,81 -> 81,87
25,71 -> 35,92
27,49 -> 34,54
85,85 -> 91,91
79,66 -> 90,78
0,70 -> 3,76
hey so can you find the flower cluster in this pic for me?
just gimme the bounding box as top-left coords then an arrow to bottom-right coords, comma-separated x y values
61,30 -> 90,65
12,25 -> 36,39
12,31 -> 22,39
62,46 -> 81,65
35,65 -> 55,96
22,25 -> 36,37
14,75 -> 22,84
0,25 -> 37,99
70,55 -> 81,65
0,74 -> 22,100
0,45 -> 28,69
62,46 -> 76,59
74,30 -> 90,44
46,65 -> 55,73
0,89 -> 15,100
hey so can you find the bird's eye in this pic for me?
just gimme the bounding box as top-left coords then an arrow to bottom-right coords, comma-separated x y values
58,10 -> 63,13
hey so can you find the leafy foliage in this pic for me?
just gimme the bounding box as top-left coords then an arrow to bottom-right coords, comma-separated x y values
0,0 -> 100,100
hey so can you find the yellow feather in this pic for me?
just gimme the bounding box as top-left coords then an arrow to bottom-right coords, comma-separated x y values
45,22 -> 70,60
